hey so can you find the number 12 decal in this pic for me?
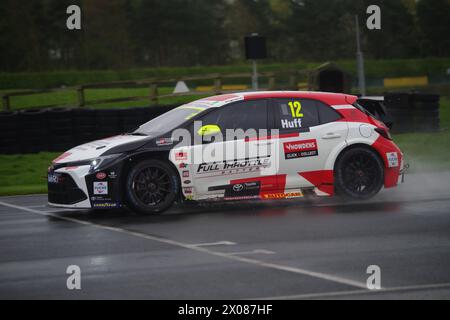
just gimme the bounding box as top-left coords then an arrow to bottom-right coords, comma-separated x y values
288,101 -> 304,118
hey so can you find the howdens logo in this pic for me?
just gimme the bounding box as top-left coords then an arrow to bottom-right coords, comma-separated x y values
284,140 -> 317,152
283,139 -> 318,160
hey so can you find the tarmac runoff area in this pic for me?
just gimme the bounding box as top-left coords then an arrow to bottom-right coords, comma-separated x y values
1,171 -> 450,299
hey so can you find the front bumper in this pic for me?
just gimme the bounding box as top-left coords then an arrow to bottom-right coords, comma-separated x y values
48,166 -> 92,209
48,163 -> 124,210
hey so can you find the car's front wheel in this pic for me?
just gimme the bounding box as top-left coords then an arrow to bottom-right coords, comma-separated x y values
125,159 -> 179,214
334,147 -> 384,200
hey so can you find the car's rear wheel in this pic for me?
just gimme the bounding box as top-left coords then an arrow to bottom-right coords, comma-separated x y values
125,159 -> 179,214
334,147 -> 384,200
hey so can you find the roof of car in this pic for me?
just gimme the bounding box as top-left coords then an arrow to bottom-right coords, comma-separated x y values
197,91 -> 357,107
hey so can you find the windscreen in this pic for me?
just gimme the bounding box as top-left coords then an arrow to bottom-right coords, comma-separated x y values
134,105 -> 206,135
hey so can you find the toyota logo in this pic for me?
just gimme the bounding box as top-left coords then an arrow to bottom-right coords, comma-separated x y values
233,184 -> 244,192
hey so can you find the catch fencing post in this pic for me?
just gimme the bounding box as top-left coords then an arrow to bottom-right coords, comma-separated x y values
2,95 -> 10,111
355,15 -> 366,96
252,60 -> 259,90
150,83 -> 159,105
289,74 -> 298,90
77,87 -> 85,107
214,76 -> 222,95
268,74 -> 276,90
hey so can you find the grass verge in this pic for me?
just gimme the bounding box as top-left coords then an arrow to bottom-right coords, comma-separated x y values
393,97 -> 450,173
0,153 -> 59,196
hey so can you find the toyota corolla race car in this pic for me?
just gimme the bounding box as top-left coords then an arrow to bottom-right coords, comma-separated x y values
48,91 -> 405,214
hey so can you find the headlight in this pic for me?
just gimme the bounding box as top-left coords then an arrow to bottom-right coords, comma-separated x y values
89,154 -> 123,173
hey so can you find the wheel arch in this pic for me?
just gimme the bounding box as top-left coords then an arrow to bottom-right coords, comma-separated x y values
333,143 -> 385,172
332,143 -> 386,199
120,150 -> 182,201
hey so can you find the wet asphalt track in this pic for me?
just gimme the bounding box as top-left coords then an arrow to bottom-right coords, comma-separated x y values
1,171 -> 450,300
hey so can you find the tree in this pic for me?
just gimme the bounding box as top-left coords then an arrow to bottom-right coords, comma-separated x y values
0,1 -> 48,71
134,0 -> 227,66
81,0 -> 133,69
362,0 -> 420,59
45,0 -> 84,69
285,0 -> 356,60
0,0 -> 447,72
417,0 -> 450,57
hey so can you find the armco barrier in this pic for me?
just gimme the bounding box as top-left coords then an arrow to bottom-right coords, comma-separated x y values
0,105 -> 179,155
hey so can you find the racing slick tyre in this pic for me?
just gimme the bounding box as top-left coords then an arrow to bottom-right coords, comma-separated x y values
334,147 -> 384,200
125,159 -> 180,214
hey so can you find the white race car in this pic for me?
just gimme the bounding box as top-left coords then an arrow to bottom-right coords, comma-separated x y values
48,91 -> 405,214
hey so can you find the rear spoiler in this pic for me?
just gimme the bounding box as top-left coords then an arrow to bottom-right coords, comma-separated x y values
357,96 -> 394,130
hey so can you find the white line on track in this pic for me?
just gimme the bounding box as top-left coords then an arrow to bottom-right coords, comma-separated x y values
0,200 -> 368,290
189,241 -> 237,247
228,249 -> 275,256
252,282 -> 450,300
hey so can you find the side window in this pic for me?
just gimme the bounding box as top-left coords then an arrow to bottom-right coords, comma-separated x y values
193,99 -> 268,141
217,100 -> 268,132
195,108 -> 222,127
317,101 -> 342,124
273,99 -> 319,131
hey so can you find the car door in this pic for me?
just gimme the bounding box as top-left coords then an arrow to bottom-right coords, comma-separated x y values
271,98 -> 348,192
186,99 -> 279,200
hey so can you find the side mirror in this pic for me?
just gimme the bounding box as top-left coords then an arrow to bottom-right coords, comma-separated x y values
197,124 -> 222,137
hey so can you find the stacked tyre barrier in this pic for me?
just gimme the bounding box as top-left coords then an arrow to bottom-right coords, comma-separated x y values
47,108 -> 73,152
413,94 -> 440,132
0,111 -> 20,154
73,108 -> 97,146
0,105 -> 178,155
384,93 -> 440,133
121,107 -> 148,132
